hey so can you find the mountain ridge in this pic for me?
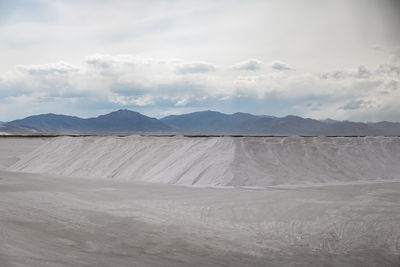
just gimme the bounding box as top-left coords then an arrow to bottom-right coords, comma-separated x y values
6,109 -> 171,134
3,109 -> 400,136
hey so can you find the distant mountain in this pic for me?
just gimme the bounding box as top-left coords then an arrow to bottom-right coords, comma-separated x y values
7,114 -> 85,133
368,121 -> 400,135
161,112 -> 388,136
7,109 -> 170,134
319,118 -> 337,124
0,121 -> 5,125
161,111 -> 261,133
84,110 -> 171,132
5,109 -> 400,136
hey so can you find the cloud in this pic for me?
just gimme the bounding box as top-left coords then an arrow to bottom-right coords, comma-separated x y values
394,48 -> 400,62
109,94 -> 154,106
377,63 -> 400,77
233,59 -> 263,71
371,45 -> 385,52
355,65 -> 371,78
340,99 -> 365,110
176,62 -> 215,74
320,65 -> 372,80
271,61 -> 293,71
1,54 -> 400,122
110,84 -> 148,97
85,54 -> 139,69
19,61 -> 80,75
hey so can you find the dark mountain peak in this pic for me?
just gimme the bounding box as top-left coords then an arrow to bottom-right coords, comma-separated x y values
190,110 -> 225,116
283,115 -> 305,120
162,110 -> 227,121
161,110 -> 227,121
97,109 -> 143,120
111,109 -> 138,115
18,113 -> 82,121
319,118 -> 338,124
87,109 -> 170,132
258,115 -> 276,119
231,112 -> 256,117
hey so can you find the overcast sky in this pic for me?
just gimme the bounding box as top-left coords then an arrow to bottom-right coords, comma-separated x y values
0,0 -> 399,122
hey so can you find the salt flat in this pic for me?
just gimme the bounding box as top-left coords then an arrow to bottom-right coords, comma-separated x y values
0,136 -> 400,266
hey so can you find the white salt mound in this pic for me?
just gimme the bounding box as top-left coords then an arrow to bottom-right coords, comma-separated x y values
8,136 -> 400,186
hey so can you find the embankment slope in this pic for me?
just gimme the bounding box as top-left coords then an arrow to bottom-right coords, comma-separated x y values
8,136 -> 400,186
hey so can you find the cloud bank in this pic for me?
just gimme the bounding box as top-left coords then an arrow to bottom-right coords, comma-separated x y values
0,54 -> 399,122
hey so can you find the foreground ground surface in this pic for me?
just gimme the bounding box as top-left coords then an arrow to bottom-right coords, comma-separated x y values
1,170 -> 400,266
0,136 -> 400,266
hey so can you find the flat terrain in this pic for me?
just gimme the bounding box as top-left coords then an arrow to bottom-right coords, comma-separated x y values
1,171 -> 400,267
0,137 -> 399,266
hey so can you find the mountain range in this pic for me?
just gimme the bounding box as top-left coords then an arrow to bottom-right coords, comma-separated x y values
6,110 -> 170,134
2,109 -> 400,136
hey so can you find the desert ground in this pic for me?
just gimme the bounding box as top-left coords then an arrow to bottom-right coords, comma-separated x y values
0,136 -> 399,266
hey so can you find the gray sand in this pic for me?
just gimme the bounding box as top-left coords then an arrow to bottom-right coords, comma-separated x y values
0,171 -> 399,266
0,137 -> 399,266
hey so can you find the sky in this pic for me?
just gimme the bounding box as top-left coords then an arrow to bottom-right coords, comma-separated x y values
0,0 -> 399,122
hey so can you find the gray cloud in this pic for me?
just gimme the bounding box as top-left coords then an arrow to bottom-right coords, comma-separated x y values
320,65 -> 373,80
176,62 -> 215,74
271,61 -> 293,71
356,65 -> 370,78
394,48 -> 400,62
110,84 -> 149,97
85,54 -> 137,69
233,59 -> 263,71
371,45 -> 385,52
340,99 -> 365,110
19,61 -> 80,75
377,63 -> 400,77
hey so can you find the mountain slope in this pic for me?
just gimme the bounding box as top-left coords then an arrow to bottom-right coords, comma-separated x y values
6,109 -> 399,136
7,114 -> 86,133
161,112 -> 385,136
368,121 -> 400,135
7,110 -> 170,134
161,111 -> 261,133
85,110 -> 171,132
0,125 -> 42,135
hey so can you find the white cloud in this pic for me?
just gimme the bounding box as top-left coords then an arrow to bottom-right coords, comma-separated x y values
18,61 -> 80,75
377,63 -> 400,77
340,99 -> 365,110
176,62 -> 215,74
320,65 -> 373,80
0,53 -> 399,122
233,59 -> 263,71
109,94 -> 154,106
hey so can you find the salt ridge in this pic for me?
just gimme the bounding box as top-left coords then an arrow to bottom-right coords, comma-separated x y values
8,136 -> 400,186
